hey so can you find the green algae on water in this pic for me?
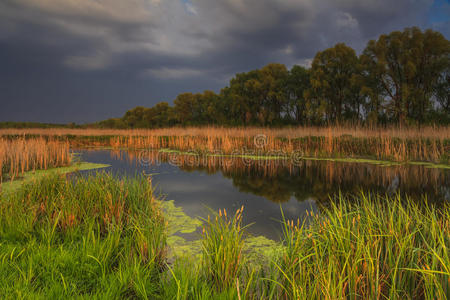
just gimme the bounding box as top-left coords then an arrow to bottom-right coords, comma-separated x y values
0,162 -> 110,195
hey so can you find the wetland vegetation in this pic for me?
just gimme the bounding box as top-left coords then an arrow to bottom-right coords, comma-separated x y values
0,121 -> 449,299
0,25 -> 449,300
0,173 -> 448,299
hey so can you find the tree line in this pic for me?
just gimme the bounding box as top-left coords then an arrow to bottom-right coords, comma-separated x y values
97,27 -> 449,128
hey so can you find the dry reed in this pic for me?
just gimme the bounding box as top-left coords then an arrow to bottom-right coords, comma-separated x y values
1,126 -> 449,163
0,137 -> 70,182
1,125 -> 449,139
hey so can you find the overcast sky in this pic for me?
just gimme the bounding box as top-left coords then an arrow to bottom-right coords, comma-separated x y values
0,0 -> 449,123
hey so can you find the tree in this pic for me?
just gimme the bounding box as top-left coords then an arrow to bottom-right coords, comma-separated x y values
361,27 -> 450,125
174,93 -> 198,125
122,106 -> 149,128
221,70 -> 261,125
258,63 -> 289,125
94,27 -> 448,128
286,65 -> 310,124
198,90 -> 223,125
309,43 -> 361,123
151,102 -> 175,127
221,64 -> 289,126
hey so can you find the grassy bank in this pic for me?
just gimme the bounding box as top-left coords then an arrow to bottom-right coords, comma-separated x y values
1,126 -> 449,164
0,173 -> 167,298
0,173 -> 448,299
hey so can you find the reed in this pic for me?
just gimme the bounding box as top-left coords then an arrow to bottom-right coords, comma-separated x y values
0,137 -> 70,182
3,126 -> 448,163
201,207 -> 246,292
161,193 -> 449,299
277,193 -> 450,299
0,172 -> 167,298
1,172 -> 448,298
1,125 -> 449,140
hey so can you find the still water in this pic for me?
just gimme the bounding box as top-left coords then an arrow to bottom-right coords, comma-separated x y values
77,149 -> 449,240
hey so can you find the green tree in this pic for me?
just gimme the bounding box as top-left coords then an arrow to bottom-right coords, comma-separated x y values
174,93 -> 198,125
258,63 -> 289,125
198,91 -> 223,125
151,102 -> 175,127
309,43 -> 361,123
122,106 -> 149,128
361,27 -> 450,125
221,70 -> 261,125
286,65 -> 310,124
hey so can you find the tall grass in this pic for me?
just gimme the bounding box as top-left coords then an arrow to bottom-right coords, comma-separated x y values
2,126 -> 448,162
162,193 -> 449,299
201,207 -> 246,292
0,137 -> 70,182
277,193 -> 449,299
0,173 -> 167,298
0,171 -> 448,298
1,125 -> 449,140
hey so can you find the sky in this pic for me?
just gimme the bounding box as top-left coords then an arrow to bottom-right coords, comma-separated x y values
0,0 -> 449,124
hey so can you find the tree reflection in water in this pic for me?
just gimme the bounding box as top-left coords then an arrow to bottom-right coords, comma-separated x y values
110,149 -> 449,204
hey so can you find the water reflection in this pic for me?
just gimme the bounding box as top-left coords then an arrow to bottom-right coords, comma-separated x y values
77,149 -> 449,239
111,149 -> 450,204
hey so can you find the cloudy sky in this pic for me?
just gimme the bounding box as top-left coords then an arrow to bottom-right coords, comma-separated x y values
0,0 -> 449,123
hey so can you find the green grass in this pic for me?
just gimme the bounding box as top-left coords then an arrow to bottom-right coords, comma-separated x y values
0,173 -> 448,299
200,207 -> 247,292
161,193 -> 449,299
0,173 -> 166,298
276,194 -> 450,299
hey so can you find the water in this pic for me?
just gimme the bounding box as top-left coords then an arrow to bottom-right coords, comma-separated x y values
77,149 -> 449,240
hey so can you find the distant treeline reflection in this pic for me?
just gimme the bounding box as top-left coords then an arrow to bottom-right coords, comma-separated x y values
110,149 -> 449,204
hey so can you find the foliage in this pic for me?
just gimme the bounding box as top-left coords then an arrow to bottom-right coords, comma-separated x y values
361,28 -> 450,125
89,27 -> 450,128
161,193 -> 449,299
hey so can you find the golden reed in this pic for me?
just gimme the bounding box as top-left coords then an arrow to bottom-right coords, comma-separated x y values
0,138 -> 70,182
1,125 -> 449,162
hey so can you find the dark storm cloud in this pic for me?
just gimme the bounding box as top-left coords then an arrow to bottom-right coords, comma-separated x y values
0,0 -> 445,123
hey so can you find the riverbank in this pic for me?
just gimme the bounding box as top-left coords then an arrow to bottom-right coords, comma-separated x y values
1,173 -> 448,299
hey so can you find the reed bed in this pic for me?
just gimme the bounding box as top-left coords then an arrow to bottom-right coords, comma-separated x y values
1,125 -> 449,140
108,134 -> 448,163
4,126 -> 447,163
0,137 -> 70,182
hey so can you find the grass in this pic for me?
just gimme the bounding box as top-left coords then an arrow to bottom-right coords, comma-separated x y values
0,173 -> 166,298
161,193 -> 449,299
0,173 -> 448,299
276,194 -> 449,299
201,207 -> 246,292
